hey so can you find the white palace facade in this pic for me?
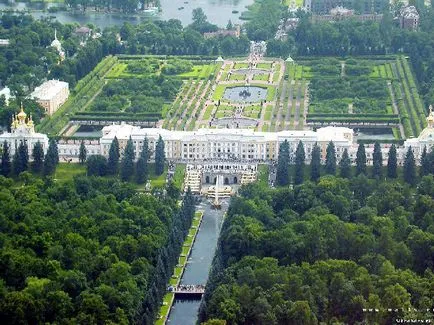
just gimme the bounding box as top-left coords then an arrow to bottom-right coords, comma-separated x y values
1,109 -> 434,165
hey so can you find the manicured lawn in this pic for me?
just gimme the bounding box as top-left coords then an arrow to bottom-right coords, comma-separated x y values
212,84 -> 227,100
264,105 -> 273,121
266,86 -> 276,101
229,73 -> 245,81
55,163 -> 86,182
234,62 -> 249,69
172,164 -> 186,189
135,164 -> 168,190
258,164 -> 269,186
253,73 -> 269,81
149,164 -> 168,187
155,293 -> 174,325
203,105 -> 215,120
178,65 -> 204,78
257,62 -> 272,69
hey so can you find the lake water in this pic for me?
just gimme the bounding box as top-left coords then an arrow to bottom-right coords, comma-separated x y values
0,0 -> 254,28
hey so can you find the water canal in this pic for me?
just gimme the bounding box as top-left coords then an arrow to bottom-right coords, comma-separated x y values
167,199 -> 228,324
0,0 -> 254,27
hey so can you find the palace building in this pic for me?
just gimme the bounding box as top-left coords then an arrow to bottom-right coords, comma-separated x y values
2,109 -> 434,166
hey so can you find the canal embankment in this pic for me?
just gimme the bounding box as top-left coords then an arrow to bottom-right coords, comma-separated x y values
155,209 -> 204,325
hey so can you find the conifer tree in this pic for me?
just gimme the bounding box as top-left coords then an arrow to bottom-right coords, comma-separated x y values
294,141 -> 305,185
136,138 -> 149,184
325,141 -> 336,175
13,141 -> 28,175
404,146 -> 416,186
12,150 -> 19,176
387,144 -> 397,178
79,141 -> 87,164
420,146 -> 430,177
1,140 -> 11,177
155,135 -> 165,176
372,141 -> 383,179
339,148 -> 351,178
428,148 -> 434,175
310,143 -> 321,182
44,139 -> 59,176
356,143 -> 366,175
120,137 -> 135,182
32,141 -> 44,173
107,137 -> 120,175
276,140 -> 290,186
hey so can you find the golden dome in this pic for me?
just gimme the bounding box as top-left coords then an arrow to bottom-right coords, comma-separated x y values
10,114 -> 17,129
17,105 -> 27,123
27,115 -> 34,128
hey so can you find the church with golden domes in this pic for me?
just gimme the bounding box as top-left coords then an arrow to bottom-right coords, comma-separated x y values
403,105 -> 434,159
0,105 -> 49,157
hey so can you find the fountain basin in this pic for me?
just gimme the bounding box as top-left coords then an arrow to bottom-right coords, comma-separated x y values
223,86 -> 267,102
234,68 -> 269,75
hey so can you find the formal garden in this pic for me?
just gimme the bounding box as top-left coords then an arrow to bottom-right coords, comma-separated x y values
37,54 -> 427,140
298,56 -> 426,139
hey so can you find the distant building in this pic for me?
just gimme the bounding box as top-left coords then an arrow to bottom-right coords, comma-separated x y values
312,6 -> 383,23
51,29 -> 65,61
75,26 -> 93,45
204,25 -> 241,39
305,0 -> 388,14
0,107 -> 49,157
399,6 -> 419,30
30,80 -> 69,116
0,39 -> 10,46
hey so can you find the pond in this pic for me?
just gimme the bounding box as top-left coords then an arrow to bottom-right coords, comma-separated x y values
355,128 -> 395,140
72,125 -> 103,138
0,0 -> 254,27
234,68 -> 269,75
223,86 -> 267,102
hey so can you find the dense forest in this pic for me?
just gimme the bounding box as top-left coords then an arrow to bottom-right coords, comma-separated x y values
200,174 -> 434,324
0,175 -> 195,324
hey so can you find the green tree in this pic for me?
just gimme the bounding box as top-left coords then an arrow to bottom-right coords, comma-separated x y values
136,138 -> 149,184
107,137 -> 120,176
86,155 -> 107,177
310,143 -> 321,182
276,140 -> 290,186
79,141 -> 87,164
294,141 -> 305,185
339,148 -> 351,178
44,139 -> 58,176
356,143 -> 366,175
13,141 -> 29,175
31,141 -> 44,173
1,140 -> 11,177
372,141 -> 382,179
289,301 -> 318,325
420,146 -> 430,177
325,141 -> 336,175
120,137 -> 135,182
403,147 -> 416,186
387,144 -> 397,178
155,135 -> 165,176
